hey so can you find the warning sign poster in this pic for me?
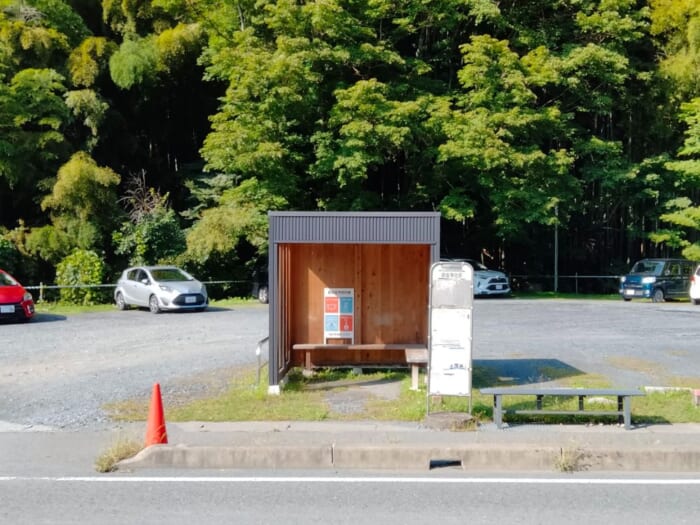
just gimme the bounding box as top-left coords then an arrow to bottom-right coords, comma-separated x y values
324,288 -> 354,342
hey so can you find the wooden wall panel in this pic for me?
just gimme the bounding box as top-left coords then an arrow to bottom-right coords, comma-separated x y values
283,243 -> 430,367
359,244 -> 429,344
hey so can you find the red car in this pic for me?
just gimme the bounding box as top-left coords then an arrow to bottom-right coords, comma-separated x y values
0,269 -> 35,322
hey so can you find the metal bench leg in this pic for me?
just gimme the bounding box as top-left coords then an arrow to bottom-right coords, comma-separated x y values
621,396 -> 631,429
493,395 -> 503,429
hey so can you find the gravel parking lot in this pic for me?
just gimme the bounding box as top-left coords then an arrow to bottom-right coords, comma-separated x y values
471,299 -> 700,389
0,305 -> 268,430
1,299 -> 699,431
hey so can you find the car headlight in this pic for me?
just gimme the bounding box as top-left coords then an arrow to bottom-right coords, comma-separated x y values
159,285 -> 173,292
641,276 -> 656,284
620,276 -> 626,283
23,292 -> 33,301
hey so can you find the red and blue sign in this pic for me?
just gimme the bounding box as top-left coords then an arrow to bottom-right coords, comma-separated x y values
324,288 -> 354,342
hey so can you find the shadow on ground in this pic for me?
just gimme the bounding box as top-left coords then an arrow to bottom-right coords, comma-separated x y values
474,358 -> 583,387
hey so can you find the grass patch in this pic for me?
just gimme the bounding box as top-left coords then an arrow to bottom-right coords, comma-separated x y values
555,448 -> 585,473
479,388 -> 700,426
168,368 -> 330,421
361,377 -> 426,421
94,437 -> 143,473
35,297 -> 259,316
666,376 -> 700,389
103,364 -> 700,427
634,390 -> 700,424
512,292 -> 619,301
556,373 -> 612,389
606,356 -> 663,376
36,302 -> 116,315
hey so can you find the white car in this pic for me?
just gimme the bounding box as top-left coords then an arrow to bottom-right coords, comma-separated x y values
691,265 -> 700,305
444,258 -> 512,297
114,265 -> 208,313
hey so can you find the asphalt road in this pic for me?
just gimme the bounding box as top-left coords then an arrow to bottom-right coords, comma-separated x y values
2,298 -> 699,431
2,472 -> 699,524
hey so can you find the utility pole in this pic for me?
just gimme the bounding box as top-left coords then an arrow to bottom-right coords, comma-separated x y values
554,206 -> 559,293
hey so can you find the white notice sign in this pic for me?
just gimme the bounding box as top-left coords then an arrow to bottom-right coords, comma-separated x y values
428,262 -> 473,397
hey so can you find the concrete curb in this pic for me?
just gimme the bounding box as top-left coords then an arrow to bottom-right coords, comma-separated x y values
119,443 -> 700,472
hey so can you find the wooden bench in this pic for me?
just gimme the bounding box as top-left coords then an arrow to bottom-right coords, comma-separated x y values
479,387 -> 645,430
292,343 -> 429,390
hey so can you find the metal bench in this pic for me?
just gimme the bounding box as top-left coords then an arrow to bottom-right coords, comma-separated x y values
479,387 -> 645,430
292,344 -> 428,390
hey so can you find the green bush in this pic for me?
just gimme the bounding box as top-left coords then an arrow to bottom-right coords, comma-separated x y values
55,250 -> 106,305
113,206 -> 186,266
0,237 -> 22,274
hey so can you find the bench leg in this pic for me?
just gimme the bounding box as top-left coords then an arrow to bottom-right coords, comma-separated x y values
493,395 -> 503,429
621,396 -> 632,430
410,364 -> 419,391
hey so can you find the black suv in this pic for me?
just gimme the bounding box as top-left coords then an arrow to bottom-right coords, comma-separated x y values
620,258 -> 696,303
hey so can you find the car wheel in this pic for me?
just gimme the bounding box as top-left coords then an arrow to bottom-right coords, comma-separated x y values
148,295 -> 161,314
652,288 -> 665,303
115,292 -> 128,311
258,285 -> 269,304
623,297 -> 631,302
692,298 -> 700,306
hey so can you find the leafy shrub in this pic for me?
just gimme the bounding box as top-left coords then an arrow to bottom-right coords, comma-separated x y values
0,237 -> 22,274
113,197 -> 186,265
55,249 -> 106,305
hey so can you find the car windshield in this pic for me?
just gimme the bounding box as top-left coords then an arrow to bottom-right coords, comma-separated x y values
630,261 -> 664,275
150,268 -> 192,282
0,272 -> 19,286
463,259 -> 488,271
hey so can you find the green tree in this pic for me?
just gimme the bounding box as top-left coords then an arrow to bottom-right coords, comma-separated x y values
25,151 -> 121,263
438,35 -> 576,236
113,172 -> 186,265
0,68 -> 69,188
652,98 -> 700,260
185,178 -> 286,262
649,0 -> 700,101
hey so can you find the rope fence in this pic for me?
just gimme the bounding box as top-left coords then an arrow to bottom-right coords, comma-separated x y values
23,280 -> 252,303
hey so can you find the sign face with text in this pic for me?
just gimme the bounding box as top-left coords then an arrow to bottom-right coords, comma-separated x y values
324,288 -> 354,342
428,262 -> 473,397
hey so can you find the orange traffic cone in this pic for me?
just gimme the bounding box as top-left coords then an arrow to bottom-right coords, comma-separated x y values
144,383 -> 168,446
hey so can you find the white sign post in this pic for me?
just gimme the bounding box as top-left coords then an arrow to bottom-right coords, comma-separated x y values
428,261 -> 473,409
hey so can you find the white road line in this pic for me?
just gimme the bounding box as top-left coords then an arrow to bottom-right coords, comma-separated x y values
1,476 -> 699,485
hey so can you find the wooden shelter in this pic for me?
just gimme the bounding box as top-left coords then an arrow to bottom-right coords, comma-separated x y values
267,212 -> 441,391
